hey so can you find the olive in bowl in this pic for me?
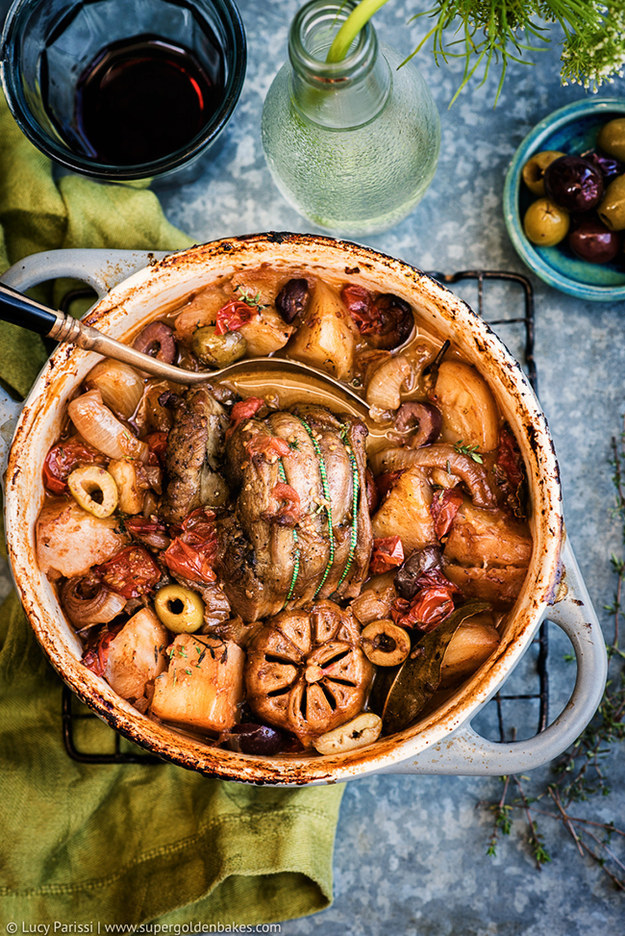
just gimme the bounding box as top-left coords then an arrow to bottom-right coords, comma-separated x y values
568,219 -> 621,264
503,98 -> 625,301
523,197 -> 569,247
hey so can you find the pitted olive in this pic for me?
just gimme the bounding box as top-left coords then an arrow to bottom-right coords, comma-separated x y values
597,174 -> 625,231
523,198 -> 569,246
361,620 -> 411,666
275,278 -> 310,323
521,150 -> 565,196
598,118 -> 625,161
192,326 -> 247,366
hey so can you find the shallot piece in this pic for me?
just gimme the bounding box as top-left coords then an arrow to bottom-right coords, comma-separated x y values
133,321 -> 177,363
61,576 -> 126,628
68,390 -> 149,462
85,360 -> 144,418
366,355 -> 413,412
372,443 -> 495,509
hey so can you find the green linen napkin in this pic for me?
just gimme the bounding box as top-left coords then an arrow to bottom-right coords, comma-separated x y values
0,92 -> 344,928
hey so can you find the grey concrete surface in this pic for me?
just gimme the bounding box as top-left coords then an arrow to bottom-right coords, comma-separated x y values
2,0 -> 624,932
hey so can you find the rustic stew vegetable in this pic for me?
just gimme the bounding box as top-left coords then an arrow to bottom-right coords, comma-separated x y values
35,264 -> 533,755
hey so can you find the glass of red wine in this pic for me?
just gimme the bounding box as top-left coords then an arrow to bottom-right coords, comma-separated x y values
0,0 -> 246,183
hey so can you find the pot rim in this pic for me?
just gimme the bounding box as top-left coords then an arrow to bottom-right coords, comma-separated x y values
4,232 -> 564,784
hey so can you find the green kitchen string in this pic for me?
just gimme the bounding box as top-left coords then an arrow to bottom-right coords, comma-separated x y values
278,459 -> 300,604
296,416 -> 335,597
335,432 -> 360,589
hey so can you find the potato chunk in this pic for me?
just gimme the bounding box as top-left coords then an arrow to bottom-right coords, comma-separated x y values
444,502 -> 532,569
287,280 -> 355,381
435,360 -> 499,452
238,307 -> 294,356
151,635 -> 244,733
443,562 -> 528,608
36,498 -> 129,579
104,608 -> 168,704
371,467 -> 437,555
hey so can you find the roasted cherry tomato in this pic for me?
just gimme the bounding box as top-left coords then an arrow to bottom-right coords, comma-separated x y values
215,300 -> 257,335
96,545 -> 162,599
82,626 -> 121,677
145,430 -> 169,458
263,482 -> 301,525
231,396 -> 265,423
430,487 -> 463,540
370,535 -> 405,575
391,569 -> 461,632
341,284 -> 372,332
43,438 -> 106,494
245,433 -> 291,461
494,426 -> 527,516
375,469 -> 405,502
163,508 -> 218,583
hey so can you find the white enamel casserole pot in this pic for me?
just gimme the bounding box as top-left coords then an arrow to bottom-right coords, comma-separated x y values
0,233 -> 608,785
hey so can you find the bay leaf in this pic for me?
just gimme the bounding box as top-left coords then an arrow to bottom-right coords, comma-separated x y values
381,600 -> 491,735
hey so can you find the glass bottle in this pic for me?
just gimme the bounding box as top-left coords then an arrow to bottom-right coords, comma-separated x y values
261,0 -> 440,236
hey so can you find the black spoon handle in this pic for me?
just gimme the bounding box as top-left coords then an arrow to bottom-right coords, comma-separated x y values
0,282 -> 62,335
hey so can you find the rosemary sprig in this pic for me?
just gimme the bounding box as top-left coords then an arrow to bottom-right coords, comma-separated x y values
482,424 -> 625,890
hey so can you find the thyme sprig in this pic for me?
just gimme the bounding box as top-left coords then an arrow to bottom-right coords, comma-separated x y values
453,440 -> 483,463
482,424 -> 625,890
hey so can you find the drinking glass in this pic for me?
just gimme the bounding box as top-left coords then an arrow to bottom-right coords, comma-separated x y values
0,0 -> 246,183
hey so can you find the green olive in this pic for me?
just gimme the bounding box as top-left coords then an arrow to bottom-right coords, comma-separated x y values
597,174 -> 625,231
598,118 -> 625,161
521,150 -> 565,196
192,326 -> 247,367
154,585 -> 204,633
523,197 -> 570,246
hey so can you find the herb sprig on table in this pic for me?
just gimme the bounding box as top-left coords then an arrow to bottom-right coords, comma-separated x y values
327,1 -> 625,103
483,424 -> 625,890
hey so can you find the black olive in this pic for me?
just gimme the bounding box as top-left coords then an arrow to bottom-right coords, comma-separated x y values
367,294 -> 414,350
395,402 -> 442,448
226,722 -> 287,755
133,321 -> 177,363
275,278 -> 310,323
394,546 -> 442,599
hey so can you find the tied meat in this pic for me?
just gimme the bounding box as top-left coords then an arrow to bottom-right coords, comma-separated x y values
217,405 -> 373,620
161,388 -> 229,523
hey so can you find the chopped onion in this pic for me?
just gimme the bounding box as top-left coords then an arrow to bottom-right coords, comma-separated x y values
85,360 -> 145,418
61,576 -> 126,627
68,390 -> 148,462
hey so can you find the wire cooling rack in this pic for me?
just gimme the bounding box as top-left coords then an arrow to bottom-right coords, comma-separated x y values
60,269 -> 548,763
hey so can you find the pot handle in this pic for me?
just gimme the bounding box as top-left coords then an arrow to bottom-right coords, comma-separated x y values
385,539 -> 607,775
0,248 -> 169,488
1,247 -> 170,298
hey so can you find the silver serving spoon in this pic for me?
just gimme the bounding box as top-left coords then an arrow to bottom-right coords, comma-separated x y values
0,281 -> 369,416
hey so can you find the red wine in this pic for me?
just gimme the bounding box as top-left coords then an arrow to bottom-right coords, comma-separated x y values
72,34 -> 224,166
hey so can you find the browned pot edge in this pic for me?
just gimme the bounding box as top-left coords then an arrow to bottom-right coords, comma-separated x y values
5,233 -> 563,785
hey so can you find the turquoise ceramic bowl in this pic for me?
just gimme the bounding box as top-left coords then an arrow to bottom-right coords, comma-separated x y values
503,98 -> 625,302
